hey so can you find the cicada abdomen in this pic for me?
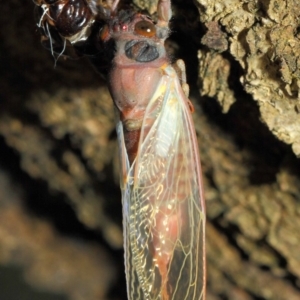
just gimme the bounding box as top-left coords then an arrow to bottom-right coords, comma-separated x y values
99,0 -> 206,299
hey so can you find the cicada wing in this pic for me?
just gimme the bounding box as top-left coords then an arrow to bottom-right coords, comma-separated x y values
122,66 -> 205,300
116,118 -> 146,300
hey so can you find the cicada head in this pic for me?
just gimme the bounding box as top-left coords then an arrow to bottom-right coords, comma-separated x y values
99,0 -> 171,65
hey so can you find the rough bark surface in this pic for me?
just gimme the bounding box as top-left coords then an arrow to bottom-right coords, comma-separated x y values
0,0 -> 300,300
197,0 -> 300,156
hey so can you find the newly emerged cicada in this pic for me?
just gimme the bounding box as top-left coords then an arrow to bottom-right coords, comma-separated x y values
33,0 -> 206,299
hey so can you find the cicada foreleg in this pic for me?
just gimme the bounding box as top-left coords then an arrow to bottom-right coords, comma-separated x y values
106,0 -> 120,14
157,0 -> 172,28
173,59 -> 190,98
156,0 -> 172,43
173,59 -> 195,113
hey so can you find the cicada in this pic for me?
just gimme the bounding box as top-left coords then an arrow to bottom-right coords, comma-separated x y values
33,0 -> 206,299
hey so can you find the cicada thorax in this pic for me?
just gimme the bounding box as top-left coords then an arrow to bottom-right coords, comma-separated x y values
101,8 -> 171,164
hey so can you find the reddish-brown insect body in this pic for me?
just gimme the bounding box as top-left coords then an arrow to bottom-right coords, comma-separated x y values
34,0 -> 99,56
33,0 -> 206,299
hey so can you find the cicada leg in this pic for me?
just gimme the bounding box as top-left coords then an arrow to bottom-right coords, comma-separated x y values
157,0 -> 172,29
157,0 -> 194,113
174,59 -> 194,112
173,59 -> 190,98
106,0 -> 120,13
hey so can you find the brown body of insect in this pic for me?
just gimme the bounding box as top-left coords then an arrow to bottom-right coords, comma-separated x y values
34,0 -> 103,57
33,0 -> 206,299
35,0 -> 94,36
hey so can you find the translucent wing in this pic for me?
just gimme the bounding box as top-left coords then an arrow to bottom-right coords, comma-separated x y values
118,65 -> 206,300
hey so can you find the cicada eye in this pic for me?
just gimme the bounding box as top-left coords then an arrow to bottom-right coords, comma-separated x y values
135,21 -> 156,37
